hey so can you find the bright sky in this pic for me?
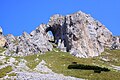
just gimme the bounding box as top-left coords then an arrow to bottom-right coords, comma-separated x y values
0,0 -> 120,36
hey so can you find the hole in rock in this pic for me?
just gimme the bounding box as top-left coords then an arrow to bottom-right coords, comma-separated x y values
46,27 -> 55,43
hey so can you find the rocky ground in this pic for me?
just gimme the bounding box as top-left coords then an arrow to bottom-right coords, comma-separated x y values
15,60 -> 82,80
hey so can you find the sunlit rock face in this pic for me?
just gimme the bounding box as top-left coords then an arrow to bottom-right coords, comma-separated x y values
5,24 -> 53,56
0,35 -> 6,48
48,11 -> 112,58
0,27 -> 6,47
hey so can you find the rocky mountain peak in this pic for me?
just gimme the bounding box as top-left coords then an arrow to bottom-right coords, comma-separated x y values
0,11 -> 118,58
47,11 -> 113,57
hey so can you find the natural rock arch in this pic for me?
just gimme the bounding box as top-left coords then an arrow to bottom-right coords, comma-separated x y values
45,26 -> 55,43
45,24 -> 62,44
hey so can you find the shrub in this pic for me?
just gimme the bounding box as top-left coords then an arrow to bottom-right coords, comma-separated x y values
68,64 -> 110,72
94,70 -> 101,73
72,62 -> 77,64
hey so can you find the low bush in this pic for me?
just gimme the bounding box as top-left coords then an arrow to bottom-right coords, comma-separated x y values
68,64 -> 110,72
94,70 -> 101,73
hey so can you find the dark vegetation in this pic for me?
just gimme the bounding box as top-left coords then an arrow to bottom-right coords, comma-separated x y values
68,63 -> 110,73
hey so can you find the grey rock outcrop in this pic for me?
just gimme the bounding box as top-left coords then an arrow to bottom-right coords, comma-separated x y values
0,35 -> 6,48
111,36 -> 120,49
0,26 -> 3,35
48,11 -> 112,58
0,27 -> 6,47
5,24 -> 53,56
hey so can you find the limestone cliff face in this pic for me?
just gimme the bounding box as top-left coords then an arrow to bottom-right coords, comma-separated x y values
48,11 -> 112,58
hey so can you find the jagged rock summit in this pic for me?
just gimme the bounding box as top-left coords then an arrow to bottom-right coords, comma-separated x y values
2,11 -> 114,57
5,24 -> 53,56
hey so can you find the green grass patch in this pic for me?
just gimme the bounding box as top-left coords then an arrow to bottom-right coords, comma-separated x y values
0,61 -> 3,65
24,54 -> 41,69
26,61 -> 40,69
100,49 -> 120,66
8,73 -> 17,77
0,47 -> 5,53
0,66 -> 13,78
24,54 -> 38,62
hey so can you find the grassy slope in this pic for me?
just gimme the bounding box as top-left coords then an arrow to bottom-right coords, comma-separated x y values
0,47 -> 16,78
0,47 -> 120,80
23,48 -> 120,80
0,47 -> 5,53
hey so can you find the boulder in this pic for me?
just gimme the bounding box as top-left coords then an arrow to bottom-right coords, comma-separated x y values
0,35 -> 6,48
111,36 -> 120,50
